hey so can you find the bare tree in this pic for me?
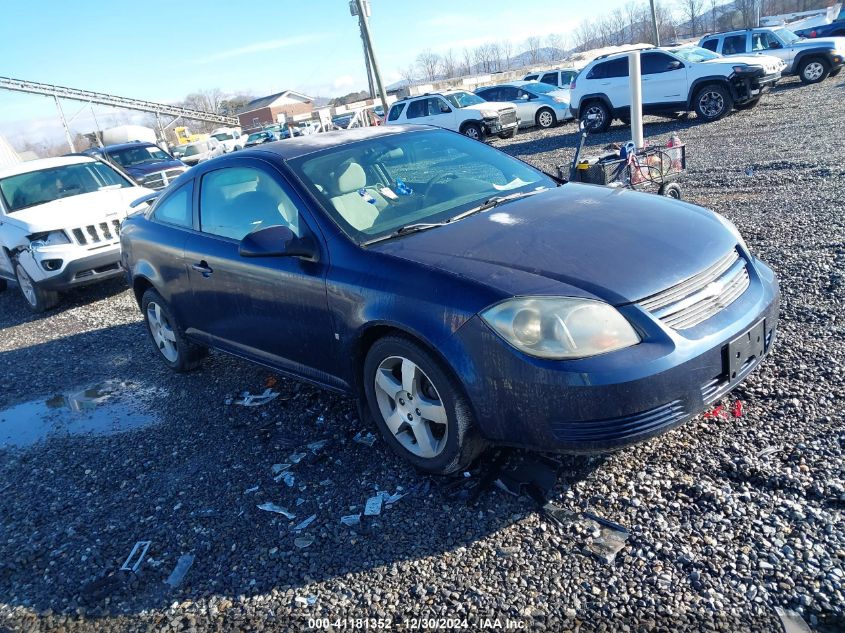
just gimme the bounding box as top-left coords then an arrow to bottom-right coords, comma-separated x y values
501,39 -> 514,70
441,49 -> 457,79
710,0 -> 719,32
461,47 -> 474,75
488,41 -> 503,71
524,36 -> 542,65
733,0 -> 759,27
681,0 -> 706,36
545,34 -> 566,62
181,89 -> 226,114
416,49 -> 442,82
399,64 -> 417,86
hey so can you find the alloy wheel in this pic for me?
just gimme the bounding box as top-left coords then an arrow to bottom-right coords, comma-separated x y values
147,301 -> 179,363
584,105 -> 605,128
538,110 -> 554,128
803,61 -> 824,82
464,126 -> 480,140
698,91 -> 725,118
373,355 -> 448,459
15,264 -> 37,307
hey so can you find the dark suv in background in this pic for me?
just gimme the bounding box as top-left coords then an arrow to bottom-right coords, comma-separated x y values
84,141 -> 187,190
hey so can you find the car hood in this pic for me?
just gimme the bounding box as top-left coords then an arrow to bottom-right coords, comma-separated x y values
372,184 -> 738,305
473,101 -> 517,113
703,54 -> 785,73
4,187 -> 155,233
122,160 -> 186,177
795,36 -> 845,48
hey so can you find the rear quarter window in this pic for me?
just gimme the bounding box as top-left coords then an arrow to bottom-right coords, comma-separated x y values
588,58 -> 629,79
387,103 -> 406,121
701,38 -> 719,52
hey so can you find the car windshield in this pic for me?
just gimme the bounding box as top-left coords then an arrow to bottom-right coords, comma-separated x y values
171,146 -> 187,158
523,82 -> 558,94
671,46 -> 721,62
0,161 -> 133,212
212,133 -> 234,141
107,145 -> 171,167
445,91 -> 486,108
775,28 -> 800,44
288,129 -> 555,243
247,133 -> 267,142
183,143 -> 204,157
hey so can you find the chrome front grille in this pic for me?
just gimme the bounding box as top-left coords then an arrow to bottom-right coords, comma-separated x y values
499,109 -> 517,126
639,249 -> 750,330
142,168 -> 185,190
71,219 -> 121,247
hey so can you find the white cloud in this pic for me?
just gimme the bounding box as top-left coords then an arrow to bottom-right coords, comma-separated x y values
332,75 -> 356,90
193,34 -> 325,64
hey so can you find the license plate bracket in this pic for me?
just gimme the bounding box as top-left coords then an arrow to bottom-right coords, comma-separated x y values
727,319 -> 766,382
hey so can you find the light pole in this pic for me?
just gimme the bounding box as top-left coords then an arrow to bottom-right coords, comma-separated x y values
350,1 -> 376,98
353,0 -> 389,115
649,0 -> 660,46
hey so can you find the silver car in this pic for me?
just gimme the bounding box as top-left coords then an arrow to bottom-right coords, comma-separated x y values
475,81 -> 572,129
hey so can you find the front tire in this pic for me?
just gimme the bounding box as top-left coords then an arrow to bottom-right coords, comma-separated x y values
693,84 -> 733,121
799,57 -> 830,84
461,122 -> 484,142
580,100 -> 611,133
363,336 -> 485,475
658,182 -> 682,199
14,262 -> 59,313
535,107 -> 556,129
141,288 -> 206,372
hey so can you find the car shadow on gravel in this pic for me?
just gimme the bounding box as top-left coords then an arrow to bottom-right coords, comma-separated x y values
0,277 -> 130,330
0,326 -> 606,619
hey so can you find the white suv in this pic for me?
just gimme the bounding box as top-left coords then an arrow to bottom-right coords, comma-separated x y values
0,155 -> 154,311
385,90 -> 519,141
569,45 -> 785,132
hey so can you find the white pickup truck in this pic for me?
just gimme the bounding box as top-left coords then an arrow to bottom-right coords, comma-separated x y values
210,127 -> 245,153
0,155 -> 153,311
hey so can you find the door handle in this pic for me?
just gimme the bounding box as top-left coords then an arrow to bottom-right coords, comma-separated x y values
192,261 -> 213,277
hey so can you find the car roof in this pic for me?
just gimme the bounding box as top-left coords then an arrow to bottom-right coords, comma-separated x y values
0,155 -> 96,179
247,125 -> 431,160
701,27 -> 773,38
99,141 -> 158,151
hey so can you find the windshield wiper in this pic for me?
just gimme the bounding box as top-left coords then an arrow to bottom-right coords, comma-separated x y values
362,222 -> 447,245
447,188 -> 546,223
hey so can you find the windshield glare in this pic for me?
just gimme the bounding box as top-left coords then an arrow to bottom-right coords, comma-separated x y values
445,91 -> 486,108
775,28 -> 800,44
289,129 -> 554,243
523,82 -> 558,94
183,144 -> 204,156
671,46 -> 720,62
108,145 -> 170,167
212,133 -> 233,141
0,161 -> 133,212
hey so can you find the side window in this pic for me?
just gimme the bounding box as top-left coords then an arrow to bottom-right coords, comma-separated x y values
498,86 -> 520,100
387,103 -> 406,121
722,34 -> 747,55
427,98 -> 449,116
701,38 -> 719,52
477,88 -> 499,101
405,99 -> 426,119
588,58 -> 629,79
152,181 -> 193,228
752,32 -> 781,50
642,52 -> 679,74
199,167 -> 301,241
540,72 -> 558,86
524,74 -> 538,81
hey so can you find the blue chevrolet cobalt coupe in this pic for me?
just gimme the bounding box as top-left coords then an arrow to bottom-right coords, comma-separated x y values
121,126 -> 779,474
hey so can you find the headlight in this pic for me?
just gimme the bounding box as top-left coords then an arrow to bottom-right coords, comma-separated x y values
714,213 -> 750,253
29,230 -> 71,250
479,109 -> 499,118
733,64 -> 762,73
480,297 -> 641,360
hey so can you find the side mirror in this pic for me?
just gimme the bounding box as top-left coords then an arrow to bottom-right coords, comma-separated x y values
769,41 -> 782,49
439,104 -> 452,113
519,94 -> 530,101
669,60 -> 683,69
239,225 -> 318,260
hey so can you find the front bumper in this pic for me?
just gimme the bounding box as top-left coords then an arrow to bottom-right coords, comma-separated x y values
450,257 -> 780,452
35,248 -> 123,290
731,69 -> 781,103
482,117 -> 519,135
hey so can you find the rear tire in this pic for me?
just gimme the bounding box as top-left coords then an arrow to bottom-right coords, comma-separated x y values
141,288 -> 207,372
799,57 -> 830,84
14,261 -> 59,313
363,335 -> 486,475
461,122 -> 485,142
658,182 -> 682,199
693,83 -> 733,121
734,98 -> 761,111
580,100 -> 611,133
535,107 -> 556,129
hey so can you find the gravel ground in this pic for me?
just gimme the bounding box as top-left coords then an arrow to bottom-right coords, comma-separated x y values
1,75 -> 844,632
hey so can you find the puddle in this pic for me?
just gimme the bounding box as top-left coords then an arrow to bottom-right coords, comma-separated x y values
0,380 -> 165,448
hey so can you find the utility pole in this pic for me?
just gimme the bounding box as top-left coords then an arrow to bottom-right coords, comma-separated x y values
354,2 -> 376,98
353,0 -> 389,115
649,0 -> 660,46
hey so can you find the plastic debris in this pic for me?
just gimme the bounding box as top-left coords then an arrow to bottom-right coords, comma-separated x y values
294,535 -> 315,549
272,463 -> 291,475
775,607 -> 812,633
295,497 -> 306,506
732,400 -> 744,418
340,514 -> 361,526
745,166 -> 754,177
293,514 -> 317,531
295,594 -> 317,606
244,485 -> 259,494
265,376 -> 278,388
352,430 -> 377,446
316,414 -> 325,426
119,541 -> 151,572
256,503 -> 295,519
582,512 -> 629,564
703,404 -> 728,420
281,472 -> 295,487
757,446 -> 782,458
307,439 -> 329,452
234,388 -> 279,407
165,553 -> 195,588
364,494 -> 383,516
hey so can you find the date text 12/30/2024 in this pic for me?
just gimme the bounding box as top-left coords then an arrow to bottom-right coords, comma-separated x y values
307,617 -> 527,629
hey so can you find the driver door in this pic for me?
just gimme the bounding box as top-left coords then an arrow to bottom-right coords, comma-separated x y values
641,52 -> 688,110
751,30 -> 791,67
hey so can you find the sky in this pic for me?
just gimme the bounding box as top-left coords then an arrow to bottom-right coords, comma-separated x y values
0,0 -> 631,147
